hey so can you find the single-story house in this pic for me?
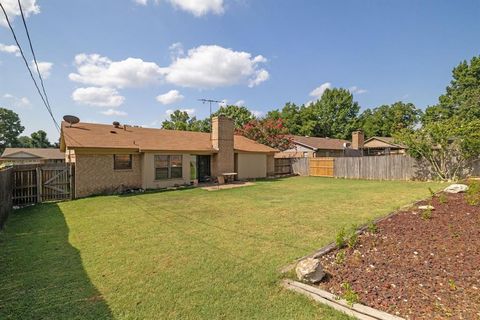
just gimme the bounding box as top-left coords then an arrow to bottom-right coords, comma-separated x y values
275,131 -> 364,158
363,137 -> 407,156
0,148 -> 65,165
60,116 -> 277,198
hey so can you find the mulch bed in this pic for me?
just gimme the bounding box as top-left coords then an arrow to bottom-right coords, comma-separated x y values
318,192 -> 480,319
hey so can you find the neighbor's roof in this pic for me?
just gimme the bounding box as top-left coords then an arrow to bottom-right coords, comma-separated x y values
61,122 -> 277,153
1,148 -> 64,159
364,136 -> 406,149
289,135 -> 350,151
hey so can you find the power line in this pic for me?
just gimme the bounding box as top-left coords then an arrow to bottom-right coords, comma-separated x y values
0,1 -> 59,132
16,0 -> 57,130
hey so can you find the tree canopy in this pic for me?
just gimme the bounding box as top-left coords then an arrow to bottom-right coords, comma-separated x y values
17,130 -> 53,148
236,118 -> 293,151
358,102 -> 421,138
212,105 -> 255,129
161,110 -> 210,132
423,55 -> 480,124
0,107 -> 24,152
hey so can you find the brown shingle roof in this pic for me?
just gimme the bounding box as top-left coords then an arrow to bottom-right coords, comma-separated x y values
61,122 -> 277,153
364,136 -> 406,149
290,135 -> 350,151
1,148 -> 64,159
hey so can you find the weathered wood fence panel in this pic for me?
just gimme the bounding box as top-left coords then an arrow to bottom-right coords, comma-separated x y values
0,167 -> 13,229
12,164 -> 74,206
292,158 -> 309,176
334,155 -> 416,180
274,158 -> 293,175
310,158 -> 334,177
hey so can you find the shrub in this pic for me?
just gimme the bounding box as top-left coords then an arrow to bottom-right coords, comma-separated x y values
335,250 -> 346,264
421,207 -> 432,220
438,193 -> 448,204
466,181 -> 480,206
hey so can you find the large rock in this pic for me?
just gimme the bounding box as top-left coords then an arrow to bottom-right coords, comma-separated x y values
444,184 -> 469,194
418,205 -> 435,210
295,258 -> 325,283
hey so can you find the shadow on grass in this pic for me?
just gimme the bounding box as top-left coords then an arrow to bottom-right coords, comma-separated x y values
0,203 -> 112,319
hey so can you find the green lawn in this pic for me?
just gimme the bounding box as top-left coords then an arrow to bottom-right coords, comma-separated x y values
0,177 -> 443,319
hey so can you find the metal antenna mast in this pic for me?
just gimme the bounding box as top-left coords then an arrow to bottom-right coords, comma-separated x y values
198,98 -> 222,134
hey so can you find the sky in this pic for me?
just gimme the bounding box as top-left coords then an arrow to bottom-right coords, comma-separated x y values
0,0 -> 479,141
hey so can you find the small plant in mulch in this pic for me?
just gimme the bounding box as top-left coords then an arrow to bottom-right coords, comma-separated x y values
428,187 -> 436,198
335,228 -> 346,248
438,193 -> 448,204
334,250 -> 346,264
340,282 -> 359,307
366,219 -> 378,233
335,226 -> 359,249
448,279 -> 457,291
421,207 -> 432,220
465,181 -> 480,206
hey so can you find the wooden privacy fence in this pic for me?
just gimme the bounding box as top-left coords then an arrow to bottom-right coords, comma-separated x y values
309,158 -> 334,177
334,155 -> 416,180
274,158 -> 293,175
12,164 -> 74,206
0,167 -> 13,229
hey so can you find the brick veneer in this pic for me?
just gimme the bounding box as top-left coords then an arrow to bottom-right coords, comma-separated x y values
75,153 -> 142,198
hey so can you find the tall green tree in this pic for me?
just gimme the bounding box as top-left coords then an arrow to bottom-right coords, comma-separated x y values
30,130 -> 52,148
161,110 -> 209,132
211,105 -> 255,129
266,102 -> 314,136
309,88 -> 360,139
359,102 -> 421,138
0,107 -> 24,152
423,55 -> 480,124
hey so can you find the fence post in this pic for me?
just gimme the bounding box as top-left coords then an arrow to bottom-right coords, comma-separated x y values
36,167 -> 42,203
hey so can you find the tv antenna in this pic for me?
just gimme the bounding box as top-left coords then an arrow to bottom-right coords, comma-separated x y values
198,98 -> 223,119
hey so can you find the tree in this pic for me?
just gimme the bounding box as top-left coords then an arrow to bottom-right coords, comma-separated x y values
423,55 -> 480,124
358,102 -> 421,138
30,130 -> 52,148
16,136 -> 33,148
266,102 -> 314,136
308,88 -> 360,139
161,110 -> 209,132
212,105 -> 255,129
0,107 -> 24,152
395,117 -> 480,181
236,118 -> 293,151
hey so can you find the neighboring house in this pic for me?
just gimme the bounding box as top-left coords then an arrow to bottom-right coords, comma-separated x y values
0,148 -> 65,165
60,116 -> 277,198
363,137 -> 407,156
275,131 -> 364,158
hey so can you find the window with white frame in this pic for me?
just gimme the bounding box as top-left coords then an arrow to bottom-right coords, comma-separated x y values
154,155 -> 183,180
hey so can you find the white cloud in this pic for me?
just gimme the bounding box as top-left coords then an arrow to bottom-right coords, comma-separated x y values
101,109 -> 128,116
218,99 -> 228,107
234,100 -> 245,106
251,110 -> 263,118
310,82 -> 332,99
0,0 -> 40,27
3,93 -> 31,108
156,89 -> 184,105
30,61 -> 53,79
169,42 -> 184,59
135,0 -> 224,16
0,43 -> 20,56
163,45 -> 269,88
167,0 -> 224,16
166,108 -> 195,116
72,87 -> 125,107
69,53 -> 163,88
349,86 -> 367,94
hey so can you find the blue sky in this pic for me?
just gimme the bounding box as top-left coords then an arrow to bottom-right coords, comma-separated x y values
0,0 -> 479,141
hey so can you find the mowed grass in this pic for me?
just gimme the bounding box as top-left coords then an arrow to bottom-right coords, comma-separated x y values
0,177 -> 443,319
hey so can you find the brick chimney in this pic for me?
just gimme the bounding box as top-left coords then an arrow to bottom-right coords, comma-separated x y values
211,116 -> 234,178
351,130 -> 364,150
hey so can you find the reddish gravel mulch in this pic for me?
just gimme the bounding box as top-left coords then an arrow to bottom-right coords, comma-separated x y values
318,192 -> 480,319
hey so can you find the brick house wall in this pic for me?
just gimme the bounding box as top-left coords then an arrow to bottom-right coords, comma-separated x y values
75,153 -> 142,198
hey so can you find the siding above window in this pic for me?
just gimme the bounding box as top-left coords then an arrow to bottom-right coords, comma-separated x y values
114,154 -> 132,170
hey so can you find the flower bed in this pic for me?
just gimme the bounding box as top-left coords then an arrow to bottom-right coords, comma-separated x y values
318,192 -> 480,319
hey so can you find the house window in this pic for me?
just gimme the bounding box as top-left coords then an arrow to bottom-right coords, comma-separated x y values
114,154 -> 132,170
154,155 -> 183,180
